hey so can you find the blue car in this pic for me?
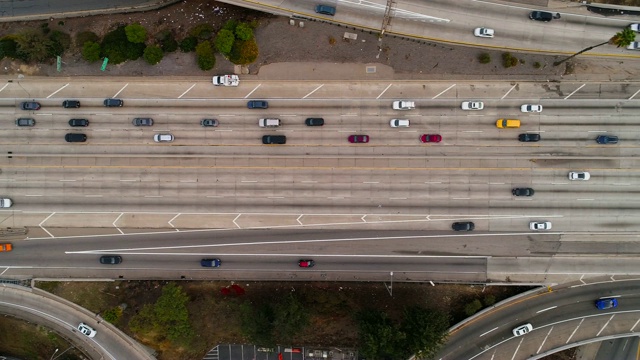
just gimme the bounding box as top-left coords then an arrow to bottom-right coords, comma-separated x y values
247,100 -> 268,109
595,298 -> 618,310
315,4 -> 336,16
596,135 -> 618,144
201,258 -> 221,267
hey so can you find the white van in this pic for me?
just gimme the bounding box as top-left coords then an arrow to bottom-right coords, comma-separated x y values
259,118 -> 281,127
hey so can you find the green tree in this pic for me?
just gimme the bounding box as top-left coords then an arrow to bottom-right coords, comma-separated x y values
554,27 -> 636,66
273,293 -> 310,343
179,36 -> 198,52
82,41 -> 101,62
125,23 -> 147,44
214,29 -> 235,55
235,22 -> 254,41
356,309 -> 405,359
14,28 -> 53,62
47,30 -> 71,56
75,31 -> 99,49
190,23 -> 214,40
229,39 -> 259,65
101,26 -> 144,64
222,19 -> 239,32
239,302 -> 275,346
464,299 -> 483,316
195,40 -> 216,70
143,45 -> 164,65
0,37 -> 18,59
399,307 -> 449,360
158,30 -> 178,53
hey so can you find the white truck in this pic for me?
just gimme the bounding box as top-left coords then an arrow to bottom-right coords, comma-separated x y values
392,100 -> 415,110
212,75 -> 240,86
258,118 -> 281,127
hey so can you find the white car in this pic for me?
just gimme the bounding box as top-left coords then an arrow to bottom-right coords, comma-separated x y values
390,119 -> 410,127
392,100 -> 415,110
461,101 -> 484,111
153,134 -> 174,143
521,104 -> 543,113
78,323 -> 97,338
627,42 -> 640,50
212,74 -> 239,86
512,323 -> 532,337
0,198 -> 12,208
474,28 -> 494,38
568,171 -> 590,181
530,221 -> 552,231
630,24 -> 640,32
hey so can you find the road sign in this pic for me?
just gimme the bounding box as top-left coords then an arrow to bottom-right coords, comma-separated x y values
56,56 -> 61,72
101,58 -> 109,71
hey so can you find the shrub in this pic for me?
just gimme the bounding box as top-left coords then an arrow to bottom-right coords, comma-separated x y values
235,22 -> 254,41
464,299 -> 483,316
125,23 -> 147,44
158,30 -> 178,53
75,31 -> 99,49
40,23 -> 50,35
143,45 -> 163,65
483,294 -> 496,306
534,61 -> 542,68
229,38 -> 259,65
47,30 -> 71,57
102,306 -> 123,323
14,28 -> 53,62
502,52 -> 518,68
329,36 -> 336,45
222,19 -> 239,32
190,23 -> 214,40
478,52 -> 491,64
179,36 -> 198,52
214,29 -> 234,55
101,26 -> 144,64
0,37 -> 19,59
195,40 -> 216,70
58,21 -> 65,26
82,41 -> 101,62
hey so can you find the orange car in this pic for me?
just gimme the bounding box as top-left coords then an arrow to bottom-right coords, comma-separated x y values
0,243 -> 12,252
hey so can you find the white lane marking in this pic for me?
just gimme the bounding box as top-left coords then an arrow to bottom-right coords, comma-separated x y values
39,213 -> 55,238
537,306 -> 557,314
244,84 -> 261,98
552,182 -> 569,185
566,318 -> 584,344
425,181 -> 442,184
432,84 -> 455,99
301,181 -> 317,183
144,195 -> 163,198
453,197 -> 470,200
630,318 -> 640,332
576,198 -> 595,201
389,197 -> 407,200
25,194 -> 43,197
536,326 -> 554,354
168,213 -> 180,228
564,84 -> 586,99
303,84 -> 324,99
612,183 -> 631,186
628,88 -> 640,100
268,196 -> 284,199
113,213 -> 124,234
119,179 -> 137,182
46,83 -> 69,98
0,83 -> 10,93
377,84 -> 393,99
363,181 -> 379,184
501,84 -> 517,100
177,84 -> 196,99
596,314 -> 616,336
463,130 -> 483,133
232,214 -> 241,228
479,327 -> 499,337
510,337 -> 525,360
58,180 -> 76,182
588,130 -> 607,133
296,215 -> 303,225
399,130 -> 417,133
489,183 -> 505,185
241,180 -> 257,183
206,195 -> 223,198
179,180 -> 196,183
113,83 -> 129,98
84,195 -> 103,197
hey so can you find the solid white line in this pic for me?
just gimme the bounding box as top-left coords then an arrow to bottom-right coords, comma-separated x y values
303,84 -> 324,99
244,84 -> 261,98
376,84 -> 393,99
0,179 -> 15,182
479,327 -> 498,337
537,327 -> 553,354
565,318 -> 583,344
46,83 -> 69,98
596,315 -> 616,336
119,179 -> 137,182
463,130 -> 483,133
206,195 -> 223,198
25,194 -> 43,197
628,88 -> 640,100
432,84 -> 455,99
501,84 -> 517,100
389,198 -> 407,200
241,180 -> 257,183
536,306 -> 557,314
301,181 -> 317,183
145,195 -> 163,198
564,84 -> 586,99
113,83 -> 129,98
453,197 -> 470,200
510,338 -> 524,360
576,198 -> 595,201
0,83 -> 10,93
612,183 -> 631,186
177,84 -> 196,99
489,182 -> 505,185
84,195 -> 103,197
587,130 -> 607,133
425,181 -> 442,184
179,180 -> 196,183
58,179 -> 76,182
363,181 -> 379,184
630,318 -> 640,332
268,196 -> 284,199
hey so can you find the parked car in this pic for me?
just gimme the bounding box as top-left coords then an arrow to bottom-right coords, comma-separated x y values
420,134 -> 442,143
201,119 -> 219,127
154,134 -> 174,143
15,118 -> 35,127
0,243 -> 12,252
298,259 -> 315,267
529,11 -> 553,22
69,119 -> 89,127
392,100 -> 415,110
518,133 -> 540,142
512,188 -> 534,196
627,42 -> 640,50
78,323 -> 97,338
452,221 -> 475,231
262,135 -> 286,144
201,258 -> 221,267
103,98 -> 124,107
512,323 -> 533,337
247,100 -> 268,109
596,135 -> 618,144
20,101 -> 41,110
390,119 -> 410,127
315,4 -> 336,15
348,135 -> 369,143
212,74 -> 239,86
65,133 -> 87,142
62,100 -> 80,108
630,23 -> 640,32
132,118 -> 153,126
530,221 -> 552,230
595,298 -> 618,310
568,171 -> 590,181
461,101 -> 484,110
305,118 -> 324,126
0,198 -> 12,208
99,255 -> 122,264
521,104 -> 543,113
474,27 -> 494,38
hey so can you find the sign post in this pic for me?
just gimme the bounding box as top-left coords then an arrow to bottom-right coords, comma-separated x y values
101,58 -> 109,71
56,56 -> 61,72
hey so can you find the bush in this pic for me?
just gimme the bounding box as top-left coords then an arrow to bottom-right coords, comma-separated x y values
534,61 -> 542,68
235,22 -> 254,41
214,29 -> 234,55
58,21 -> 65,26
47,30 -> 71,57
179,36 -> 198,52
82,41 -> 101,62
483,294 -> 496,306
195,40 -> 216,70
229,38 -> 259,65
75,31 -> 99,49
464,299 -> 483,316
329,36 -> 336,45
40,23 -> 50,35
143,45 -> 163,65
101,25 -> 145,64
125,23 -> 147,44
102,306 -> 123,323
478,52 -> 491,64
222,19 -> 239,32
158,30 -> 178,53
502,52 -> 518,68
14,28 -> 53,62
0,37 -> 19,59
190,23 -> 214,40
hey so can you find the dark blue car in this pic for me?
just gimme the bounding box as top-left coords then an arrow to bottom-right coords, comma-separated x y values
315,4 -> 336,16
595,298 -> 618,310
247,100 -> 268,109
596,135 -> 618,144
201,258 -> 221,267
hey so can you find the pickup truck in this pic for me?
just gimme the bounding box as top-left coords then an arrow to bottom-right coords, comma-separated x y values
212,75 -> 239,86
392,100 -> 415,110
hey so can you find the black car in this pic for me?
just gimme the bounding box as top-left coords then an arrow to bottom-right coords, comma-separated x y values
529,11 -> 554,22
201,119 -> 219,127
69,119 -> 89,127
596,135 -> 618,144
452,221 -> 475,231
315,4 -> 336,16
103,98 -> 124,107
65,133 -> 87,142
200,258 -> 221,267
518,133 -> 540,142
512,188 -> 535,196
305,118 -> 325,126
132,118 -> 153,126
262,135 -> 286,144
15,118 -> 35,127
21,101 -> 41,110
62,100 -> 81,108
247,100 -> 268,109
99,255 -> 122,265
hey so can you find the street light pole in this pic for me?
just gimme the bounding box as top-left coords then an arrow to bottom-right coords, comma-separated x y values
49,348 -> 58,360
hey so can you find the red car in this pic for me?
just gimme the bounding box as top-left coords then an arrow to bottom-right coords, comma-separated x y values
348,135 -> 369,143
298,259 -> 315,268
420,134 -> 442,143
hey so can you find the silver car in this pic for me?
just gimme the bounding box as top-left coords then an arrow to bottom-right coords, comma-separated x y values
530,221 -> 552,231
461,101 -> 484,110
512,323 -> 532,337
154,134 -> 174,143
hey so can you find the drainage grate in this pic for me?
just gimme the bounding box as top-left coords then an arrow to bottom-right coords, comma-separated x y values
366,66 -> 376,73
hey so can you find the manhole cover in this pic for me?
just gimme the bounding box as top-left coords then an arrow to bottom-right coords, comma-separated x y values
366,66 -> 376,73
